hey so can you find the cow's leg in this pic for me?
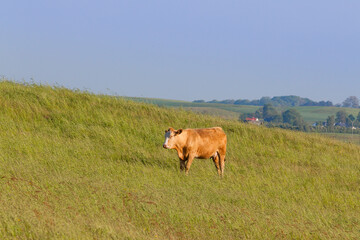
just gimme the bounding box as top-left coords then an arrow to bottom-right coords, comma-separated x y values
219,153 -> 226,177
185,154 -> 195,175
179,158 -> 186,171
212,155 -> 221,176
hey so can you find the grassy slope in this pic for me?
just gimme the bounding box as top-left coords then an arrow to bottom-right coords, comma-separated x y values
129,97 -> 360,123
1,81 -> 360,239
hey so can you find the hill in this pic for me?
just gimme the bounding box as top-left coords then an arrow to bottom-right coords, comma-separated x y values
1,81 -> 360,239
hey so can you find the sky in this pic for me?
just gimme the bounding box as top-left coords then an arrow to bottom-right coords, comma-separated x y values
1,1 -> 359,104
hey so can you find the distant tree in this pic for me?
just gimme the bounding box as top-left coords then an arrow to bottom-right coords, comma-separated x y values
254,107 -> 263,118
318,101 -> 333,107
249,99 -> 261,105
335,110 -> 347,123
282,109 -> 305,127
326,115 -> 335,129
234,99 -> 262,106
314,121 -> 323,127
263,103 -> 276,118
234,99 -> 250,105
259,97 -> 271,105
193,100 -> 205,103
348,114 -> 355,122
326,101 -> 334,106
270,95 -> 314,107
272,115 -> 283,123
302,101 -> 316,106
263,104 -> 282,122
219,99 -> 235,104
346,114 -> 356,128
343,96 -> 359,108
216,96 -> 333,107
207,96 -> 333,107
355,112 -> 360,127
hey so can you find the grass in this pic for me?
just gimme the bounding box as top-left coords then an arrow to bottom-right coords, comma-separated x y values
1,80 -> 360,239
321,133 -> 360,145
182,107 -> 239,120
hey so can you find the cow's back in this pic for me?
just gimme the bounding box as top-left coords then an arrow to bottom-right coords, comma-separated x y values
192,127 -> 226,142
184,127 -> 226,158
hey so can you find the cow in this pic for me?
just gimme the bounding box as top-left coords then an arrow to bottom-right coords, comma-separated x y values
163,127 -> 227,176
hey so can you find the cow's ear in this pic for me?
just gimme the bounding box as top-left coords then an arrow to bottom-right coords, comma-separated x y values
176,129 -> 183,135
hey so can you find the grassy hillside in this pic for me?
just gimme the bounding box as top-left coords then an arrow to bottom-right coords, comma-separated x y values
1,81 -> 360,239
129,97 -> 360,123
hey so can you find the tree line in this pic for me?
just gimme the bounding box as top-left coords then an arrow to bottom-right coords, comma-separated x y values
319,110 -> 360,133
240,104 -> 360,134
194,95 -> 360,108
239,104 -> 309,131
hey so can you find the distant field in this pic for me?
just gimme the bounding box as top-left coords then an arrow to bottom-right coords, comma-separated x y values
294,106 -> 360,123
128,97 -> 360,123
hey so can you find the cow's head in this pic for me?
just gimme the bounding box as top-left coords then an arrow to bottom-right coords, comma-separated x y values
163,127 -> 183,149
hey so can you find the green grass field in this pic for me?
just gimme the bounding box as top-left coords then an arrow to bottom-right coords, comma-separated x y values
321,133 -> 360,145
294,106 -> 360,123
1,81 -> 360,239
129,97 -> 360,123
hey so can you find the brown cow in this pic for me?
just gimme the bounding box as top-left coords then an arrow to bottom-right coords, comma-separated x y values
163,127 -> 227,176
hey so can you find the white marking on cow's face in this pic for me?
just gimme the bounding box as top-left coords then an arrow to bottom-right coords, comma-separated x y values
163,131 -> 171,148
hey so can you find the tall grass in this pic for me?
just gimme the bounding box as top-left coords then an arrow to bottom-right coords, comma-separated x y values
0,80 -> 360,239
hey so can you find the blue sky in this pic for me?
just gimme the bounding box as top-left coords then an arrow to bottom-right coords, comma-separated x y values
1,1 -> 359,104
